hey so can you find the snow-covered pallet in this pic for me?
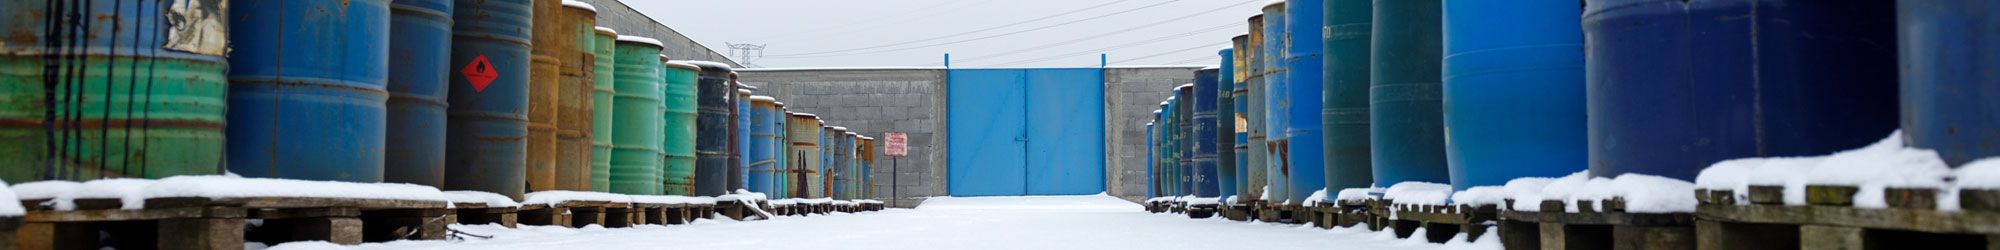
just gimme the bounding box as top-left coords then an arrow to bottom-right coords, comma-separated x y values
715,200 -> 767,221
1496,199 -> 1696,250
518,200 -> 631,228
1362,199 -> 1499,244
1306,200 -> 1367,229
1253,200 -> 1300,224
21,196 -> 448,249
1695,186 -> 2000,249
1222,202 -> 1253,221
449,201 -> 518,228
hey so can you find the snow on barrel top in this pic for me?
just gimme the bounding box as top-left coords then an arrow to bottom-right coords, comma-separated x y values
560,0 -> 595,12
615,35 -> 664,48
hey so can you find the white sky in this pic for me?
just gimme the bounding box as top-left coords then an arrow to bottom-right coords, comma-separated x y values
630,0 -> 1258,68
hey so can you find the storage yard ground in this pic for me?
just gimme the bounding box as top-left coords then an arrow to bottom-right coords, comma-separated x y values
260,195 -> 1495,250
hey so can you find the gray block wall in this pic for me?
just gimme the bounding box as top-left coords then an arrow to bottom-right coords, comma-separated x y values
1103,67 -> 1202,203
735,68 -> 948,208
580,0 -> 739,67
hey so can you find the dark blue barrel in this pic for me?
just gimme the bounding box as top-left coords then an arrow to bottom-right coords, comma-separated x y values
1157,104 -> 1172,197
1146,120 -> 1158,198
1178,87 -> 1197,197
229,0 -> 391,182
1193,68 -> 1222,198
1900,1 -> 2000,167
1165,95 -> 1182,196
831,127 -> 850,199
733,87 -> 751,191
1584,0 -> 1899,180
443,0 -> 532,198
748,96 -> 778,195
1217,48 -> 1240,201
692,61 -> 733,196
1370,0 -> 1450,186
1324,0 -> 1374,192
1440,0 -> 1586,190
1231,35 -> 1255,202
1285,0 -> 1326,203
384,0 -> 454,187
819,125 -> 832,198
1260,2 -> 1292,204
1244,15 -> 1270,203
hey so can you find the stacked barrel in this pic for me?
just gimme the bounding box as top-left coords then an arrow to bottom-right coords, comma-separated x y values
0,0 -> 883,210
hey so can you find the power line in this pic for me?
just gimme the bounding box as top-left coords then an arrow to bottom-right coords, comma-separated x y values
1161,54 -> 1219,65
766,0 -> 1142,57
750,0 -> 1003,43
767,0 -> 1188,59
978,22 -> 1240,67
1104,41 -> 1224,64
949,0 -> 1259,64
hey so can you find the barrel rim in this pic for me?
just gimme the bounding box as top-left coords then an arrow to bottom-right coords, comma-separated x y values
615,35 -> 665,48
680,60 -> 734,70
663,61 -> 702,70
595,27 -> 618,35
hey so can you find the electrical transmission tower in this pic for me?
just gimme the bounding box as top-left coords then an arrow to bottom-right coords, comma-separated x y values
727,43 -> 766,67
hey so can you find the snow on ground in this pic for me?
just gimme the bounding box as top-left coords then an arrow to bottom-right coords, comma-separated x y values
267,194 -> 1492,250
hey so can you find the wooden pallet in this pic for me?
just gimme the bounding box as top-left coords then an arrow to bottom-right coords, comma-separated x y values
20,197 -> 447,250
1223,203 -> 1253,221
1254,201 -> 1299,224
716,200 -> 768,221
1365,199 -> 1499,243
1695,186 -> 2000,250
1187,203 -> 1219,219
1497,199 -> 1696,250
518,201 -> 631,228
449,202 -> 518,228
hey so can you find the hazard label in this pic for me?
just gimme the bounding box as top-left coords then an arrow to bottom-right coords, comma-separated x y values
462,55 -> 499,92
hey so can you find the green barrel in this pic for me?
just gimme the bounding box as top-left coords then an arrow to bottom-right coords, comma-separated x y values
1370,0 -> 1450,186
1324,0 -> 1375,191
0,0 -> 228,182
610,36 -> 664,195
590,27 -> 617,192
661,61 -> 701,195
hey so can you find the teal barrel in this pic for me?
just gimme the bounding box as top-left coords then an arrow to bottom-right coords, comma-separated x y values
734,88 -> 752,192
444,0 -> 532,198
1900,1 -> 2000,167
1243,15 -> 1270,203
1441,0 -> 1586,190
1217,48 -> 1239,201
775,107 -> 792,198
1323,0 -> 1374,191
589,27 -> 616,192
609,37 -> 663,195
1193,68 -> 1222,198
1230,35 -> 1255,202
1370,0 -> 1450,186
662,61 -> 700,195
692,61 -> 733,196
1284,0 -> 1326,203
1585,0 -> 1899,180
229,0 -> 391,182
1147,120 -> 1157,198
1260,2 -> 1292,204
820,125 -> 833,197
0,0 -> 228,182
384,0 -> 454,187
749,96 -> 778,195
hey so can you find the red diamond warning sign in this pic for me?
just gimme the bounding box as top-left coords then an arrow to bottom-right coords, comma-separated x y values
462,54 -> 498,92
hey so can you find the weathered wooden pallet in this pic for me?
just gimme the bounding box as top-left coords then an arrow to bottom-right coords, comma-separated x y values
1695,186 -> 2000,250
1366,199 -> 1499,244
518,201 -> 631,228
19,197 -> 448,250
1222,203 -> 1253,221
1186,203 -> 1219,219
449,202 -> 518,228
1497,199 -> 1696,250
716,200 -> 769,221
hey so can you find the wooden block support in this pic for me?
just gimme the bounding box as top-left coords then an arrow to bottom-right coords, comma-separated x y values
1612,225 -> 1694,250
255,217 -> 363,245
360,209 -> 449,242
1799,225 -> 1863,250
1499,220 -> 1540,250
1695,220 -> 1797,250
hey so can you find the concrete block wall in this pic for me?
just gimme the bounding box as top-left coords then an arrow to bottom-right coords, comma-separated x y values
581,0 -> 739,67
735,68 -> 949,208
1103,67 -> 1203,203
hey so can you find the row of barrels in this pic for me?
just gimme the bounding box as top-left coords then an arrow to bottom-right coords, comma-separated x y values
0,0 -> 879,201
1148,0 -> 1994,204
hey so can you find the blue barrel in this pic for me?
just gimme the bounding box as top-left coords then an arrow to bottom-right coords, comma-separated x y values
1146,120 -> 1158,198
1285,0 -> 1327,203
1244,15 -> 1270,203
692,61 -> 733,196
1324,0 -> 1374,192
830,127 -> 850,199
1584,0 -> 1899,180
819,125 -> 833,197
1231,35 -> 1255,203
384,0 -> 454,187
748,96 -> 778,195
1260,2 -> 1293,204
1370,0 -> 1450,186
1900,1 -> 2000,167
1217,48 -> 1240,201
1157,104 -> 1173,197
733,87 -> 752,191
1193,68 -> 1222,198
229,0 -> 391,182
1173,89 -> 1194,197
775,107 -> 791,198
1440,0 -> 1587,190
443,0 -> 532,198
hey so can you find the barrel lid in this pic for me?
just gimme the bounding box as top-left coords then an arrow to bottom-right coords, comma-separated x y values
561,0 -> 597,12
615,36 -> 665,48
736,89 -> 752,95
1201,66 -> 1221,70
785,111 -> 797,115
681,61 -> 734,70
1160,100 -> 1171,105
1249,14 -> 1265,21
1263,0 -> 1286,9
1176,83 -> 1194,89
595,27 -> 618,35
1152,110 -> 1161,114
663,61 -> 701,70
751,95 -> 777,102
845,132 -> 858,136
737,83 -> 758,90
794,113 -> 818,118
1234,34 -> 1249,39
831,126 -> 847,130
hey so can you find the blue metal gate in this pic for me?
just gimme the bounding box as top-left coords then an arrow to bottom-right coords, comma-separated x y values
947,68 -> 1106,196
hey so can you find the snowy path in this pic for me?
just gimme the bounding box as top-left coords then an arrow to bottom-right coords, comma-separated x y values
269,195 -> 1495,250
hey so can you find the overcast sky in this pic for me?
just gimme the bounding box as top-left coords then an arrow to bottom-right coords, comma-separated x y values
629,0 -> 1259,68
